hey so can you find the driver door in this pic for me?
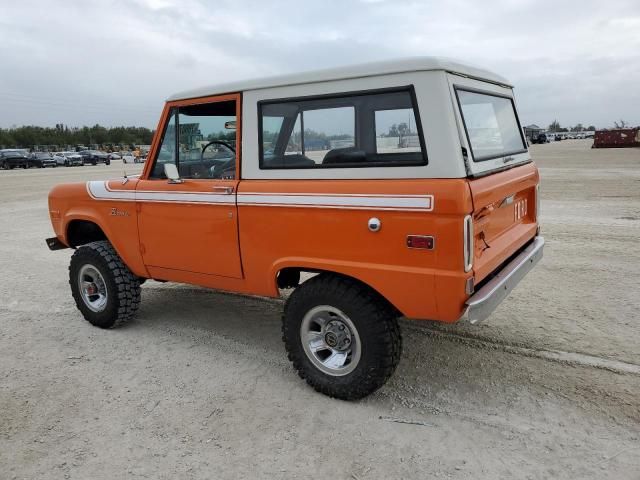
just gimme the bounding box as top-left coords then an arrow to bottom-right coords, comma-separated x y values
136,93 -> 243,279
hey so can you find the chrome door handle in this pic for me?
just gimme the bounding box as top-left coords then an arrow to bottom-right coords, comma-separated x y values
213,186 -> 234,194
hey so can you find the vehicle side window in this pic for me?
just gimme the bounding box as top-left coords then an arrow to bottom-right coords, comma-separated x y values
259,88 -> 426,169
455,89 -> 526,162
150,109 -> 177,178
149,100 -> 237,180
374,108 -> 421,154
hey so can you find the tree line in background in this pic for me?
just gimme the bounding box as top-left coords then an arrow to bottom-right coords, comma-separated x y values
547,119 -> 635,132
547,120 -> 597,133
0,124 -> 155,149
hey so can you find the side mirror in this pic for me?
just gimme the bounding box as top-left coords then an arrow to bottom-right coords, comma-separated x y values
164,163 -> 183,183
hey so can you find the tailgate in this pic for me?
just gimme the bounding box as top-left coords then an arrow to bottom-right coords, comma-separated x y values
468,163 -> 539,283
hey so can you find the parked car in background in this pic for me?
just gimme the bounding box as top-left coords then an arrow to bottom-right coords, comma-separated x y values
531,133 -> 549,144
121,152 -> 135,163
0,150 -> 29,169
108,152 -> 122,160
78,150 -> 111,165
122,152 -> 146,164
29,152 -> 57,168
54,151 -> 84,167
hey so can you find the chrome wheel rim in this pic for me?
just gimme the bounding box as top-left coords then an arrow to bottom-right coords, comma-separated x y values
300,305 -> 361,376
78,264 -> 108,313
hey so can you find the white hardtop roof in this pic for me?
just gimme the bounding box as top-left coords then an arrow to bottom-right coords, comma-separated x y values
168,56 -> 512,101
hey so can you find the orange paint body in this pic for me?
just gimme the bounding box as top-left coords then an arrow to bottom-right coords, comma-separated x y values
48,92 -> 539,324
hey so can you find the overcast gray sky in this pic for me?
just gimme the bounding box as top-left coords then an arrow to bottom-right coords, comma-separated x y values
1,0 -> 638,130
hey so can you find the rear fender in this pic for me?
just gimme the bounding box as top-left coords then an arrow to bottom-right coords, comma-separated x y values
269,257 -> 439,320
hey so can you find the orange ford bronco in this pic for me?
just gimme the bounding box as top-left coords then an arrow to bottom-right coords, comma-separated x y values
47,57 -> 543,399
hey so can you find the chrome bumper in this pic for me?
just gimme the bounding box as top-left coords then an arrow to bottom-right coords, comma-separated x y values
463,236 -> 545,324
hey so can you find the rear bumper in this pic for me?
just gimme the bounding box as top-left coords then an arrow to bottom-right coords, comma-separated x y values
462,236 -> 544,324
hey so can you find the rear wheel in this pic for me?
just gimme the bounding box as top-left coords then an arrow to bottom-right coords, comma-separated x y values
282,274 -> 402,400
69,241 -> 141,328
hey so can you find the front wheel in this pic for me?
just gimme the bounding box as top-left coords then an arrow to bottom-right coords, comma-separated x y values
282,274 -> 402,400
69,241 -> 141,328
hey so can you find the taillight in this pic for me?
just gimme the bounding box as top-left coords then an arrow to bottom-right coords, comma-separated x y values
536,183 -> 540,219
463,215 -> 473,272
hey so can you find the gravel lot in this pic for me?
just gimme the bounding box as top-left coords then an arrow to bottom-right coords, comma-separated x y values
1,141 -> 639,479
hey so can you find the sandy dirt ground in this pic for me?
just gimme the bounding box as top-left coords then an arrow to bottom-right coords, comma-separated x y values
1,141 -> 639,479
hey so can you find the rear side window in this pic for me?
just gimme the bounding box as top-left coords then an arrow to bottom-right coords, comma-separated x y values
456,88 -> 526,162
259,88 -> 426,169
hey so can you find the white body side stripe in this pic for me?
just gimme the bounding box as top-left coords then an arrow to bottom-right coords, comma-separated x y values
87,181 -> 135,200
86,181 -> 434,211
237,193 -> 433,211
87,181 -> 235,205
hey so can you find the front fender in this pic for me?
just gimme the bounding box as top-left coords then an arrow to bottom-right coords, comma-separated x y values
49,180 -> 148,278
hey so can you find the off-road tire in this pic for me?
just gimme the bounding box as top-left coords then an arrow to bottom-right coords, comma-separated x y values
69,241 -> 141,328
282,274 -> 402,400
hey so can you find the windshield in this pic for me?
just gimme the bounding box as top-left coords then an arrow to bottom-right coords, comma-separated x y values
456,89 -> 526,162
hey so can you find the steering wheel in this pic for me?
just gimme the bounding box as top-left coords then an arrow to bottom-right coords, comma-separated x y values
200,141 -> 236,178
201,140 -> 235,157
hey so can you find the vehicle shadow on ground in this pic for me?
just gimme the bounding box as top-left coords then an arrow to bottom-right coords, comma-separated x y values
134,283 -> 640,424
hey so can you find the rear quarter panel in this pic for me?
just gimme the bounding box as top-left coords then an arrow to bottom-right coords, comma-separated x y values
237,179 -> 473,321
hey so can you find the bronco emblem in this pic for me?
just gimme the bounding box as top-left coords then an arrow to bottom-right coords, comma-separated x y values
110,208 -> 130,217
